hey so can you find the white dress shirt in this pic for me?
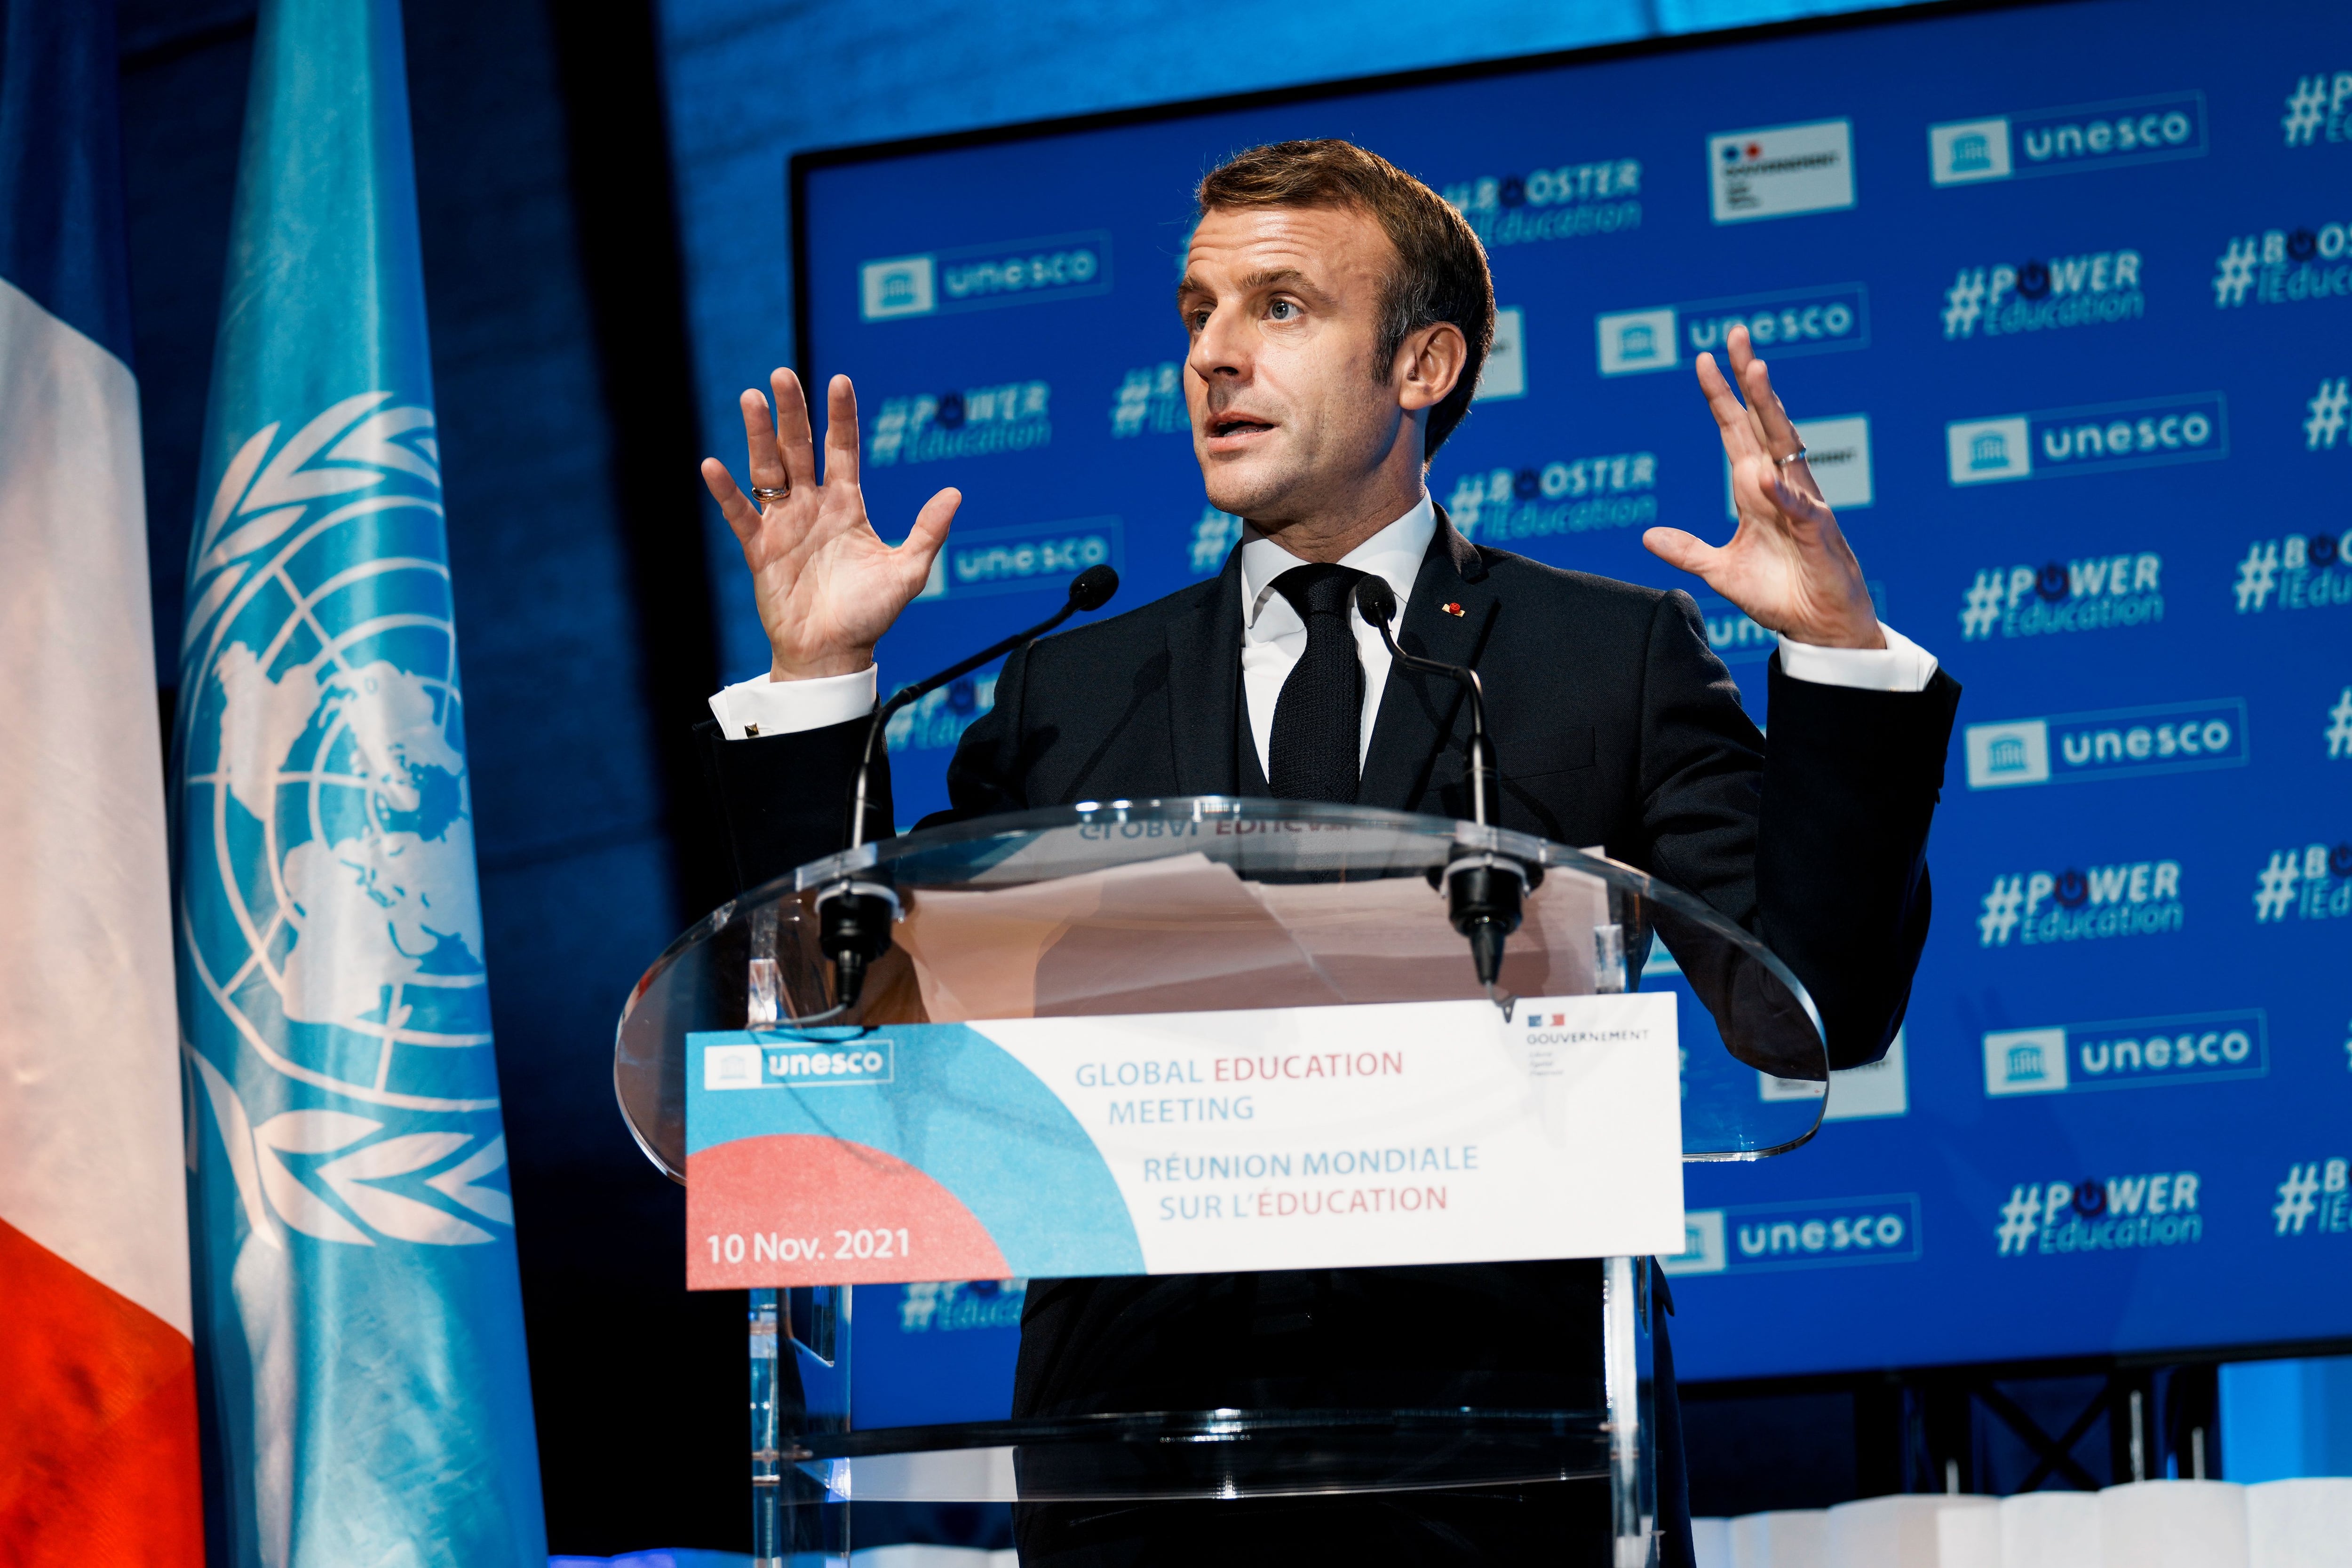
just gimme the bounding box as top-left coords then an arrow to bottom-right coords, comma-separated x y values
708,493 -> 1940,750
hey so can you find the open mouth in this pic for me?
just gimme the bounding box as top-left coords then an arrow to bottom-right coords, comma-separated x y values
1210,417 -> 1274,438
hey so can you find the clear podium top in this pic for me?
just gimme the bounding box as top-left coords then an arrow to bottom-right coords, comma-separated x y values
615,798 -> 1828,1180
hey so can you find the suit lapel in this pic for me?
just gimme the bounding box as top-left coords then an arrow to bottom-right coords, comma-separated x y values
1357,511 -> 1497,811
1164,543 -> 1248,796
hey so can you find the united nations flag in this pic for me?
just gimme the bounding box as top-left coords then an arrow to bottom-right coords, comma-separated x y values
171,2 -> 544,1562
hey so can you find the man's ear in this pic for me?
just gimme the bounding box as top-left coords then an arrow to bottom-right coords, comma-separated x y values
1395,321 -> 1468,413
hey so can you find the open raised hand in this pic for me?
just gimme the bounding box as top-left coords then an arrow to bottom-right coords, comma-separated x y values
1642,324 -> 1883,649
701,369 -> 961,681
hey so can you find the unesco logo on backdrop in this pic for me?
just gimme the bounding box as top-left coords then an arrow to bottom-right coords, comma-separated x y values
1443,451 -> 1658,545
1438,157 -> 1642,248
2231,529 -> 2352,615
859,230 -> 1113,322
2212,222 -> 2352,310
2281,72 -> 2352,148
1596,283 -> 1867,376
1983,1011 -> 2266,1099
703,1040 -> 896,1089
1928,91 -> 2205,185
1941,250 -> 2145,340
1945,394 -> 2225,486
1977,856 -> 2184,948
1662,1194 -> 1921,1277
1963,698 -> 2245,789
1956,550 -> 2164,641
1994,1173 -> 2203,1258
2251,840 -> 2352,924
1707,119 -> 1855,224
915,516 -> 1120,602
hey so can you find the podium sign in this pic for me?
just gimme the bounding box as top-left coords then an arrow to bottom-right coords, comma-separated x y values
620,801 -> 1825,1552
685,992 -> 1683,1288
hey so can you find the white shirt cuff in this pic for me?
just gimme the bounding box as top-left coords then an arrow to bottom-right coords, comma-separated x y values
1775,622 -> 1939,694
708,665 -> 878,739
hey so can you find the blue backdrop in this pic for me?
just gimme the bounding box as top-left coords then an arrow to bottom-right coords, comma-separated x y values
777,0 -> 2350,1392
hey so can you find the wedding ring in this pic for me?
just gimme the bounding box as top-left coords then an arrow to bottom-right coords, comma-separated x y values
1773,447 -> 1809,468
750,482 -> 792,502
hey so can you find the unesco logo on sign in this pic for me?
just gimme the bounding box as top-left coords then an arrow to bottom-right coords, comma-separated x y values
1983,1011 -> 2267,1098
1963,698 -> 2247,789
1946,394 -> 2226,486
1662,1194 -> 1922,1276
918,516 -> 1122,602
859,230 -> 1113,321
1928,91 -> 2205,186
860,254 -> 936,319
703,1039 -> 896,1089
1597,283 -> 1868,376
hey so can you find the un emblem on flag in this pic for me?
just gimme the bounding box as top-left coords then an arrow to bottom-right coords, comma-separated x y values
177,392 -> 512,1247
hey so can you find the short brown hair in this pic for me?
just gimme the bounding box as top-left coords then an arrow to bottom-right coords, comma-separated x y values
1197,139 -> 1494,458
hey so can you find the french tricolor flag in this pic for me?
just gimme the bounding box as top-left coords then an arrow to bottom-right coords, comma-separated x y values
0,1 -> 204,1558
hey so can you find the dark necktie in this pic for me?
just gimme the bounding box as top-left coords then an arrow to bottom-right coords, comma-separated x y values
1266,562 -> 1368,803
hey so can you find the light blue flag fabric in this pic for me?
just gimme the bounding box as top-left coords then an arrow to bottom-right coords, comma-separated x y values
172,2 -> 547,1563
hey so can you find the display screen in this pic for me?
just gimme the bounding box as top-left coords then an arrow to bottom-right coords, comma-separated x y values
790,0 -> 2351,1384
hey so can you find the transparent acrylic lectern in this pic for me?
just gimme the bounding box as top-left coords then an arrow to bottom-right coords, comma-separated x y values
615,799 -> 1829,1567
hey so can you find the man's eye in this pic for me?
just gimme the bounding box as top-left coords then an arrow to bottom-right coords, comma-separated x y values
1267,300 -> 1297,321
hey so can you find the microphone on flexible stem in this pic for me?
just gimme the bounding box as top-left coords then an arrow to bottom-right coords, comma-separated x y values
1352,577 -> 1529,995
811,564 -> 1121,1017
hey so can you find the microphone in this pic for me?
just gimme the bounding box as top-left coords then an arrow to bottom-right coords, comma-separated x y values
813,564 -> 1120,1016
1353,577 -> 1527,993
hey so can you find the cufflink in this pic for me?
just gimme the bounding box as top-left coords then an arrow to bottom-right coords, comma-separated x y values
745,723 -> 760,736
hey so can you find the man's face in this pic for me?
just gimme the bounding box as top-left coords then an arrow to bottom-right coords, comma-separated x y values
1177,203 -> 1409,523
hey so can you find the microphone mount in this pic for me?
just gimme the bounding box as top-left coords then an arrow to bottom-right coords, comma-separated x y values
1352,577 -> 1530,995
802,564 -> 1120,1021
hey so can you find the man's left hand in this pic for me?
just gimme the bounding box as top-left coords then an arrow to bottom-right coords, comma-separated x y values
1642,323 -> 1883,649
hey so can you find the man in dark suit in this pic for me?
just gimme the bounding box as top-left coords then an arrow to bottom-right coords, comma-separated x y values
696,141 -> 1958,1564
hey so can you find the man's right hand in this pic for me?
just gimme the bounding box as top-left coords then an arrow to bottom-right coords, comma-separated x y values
701,369 -> 961,681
